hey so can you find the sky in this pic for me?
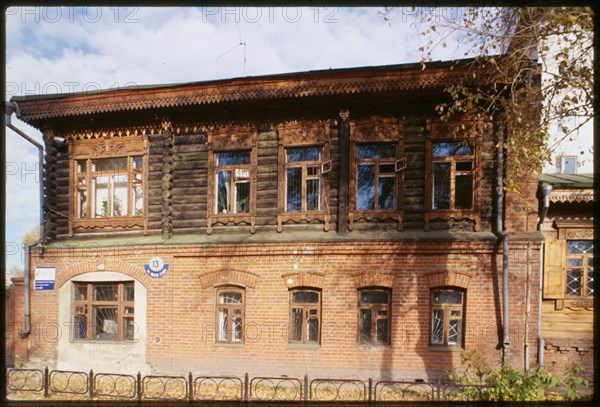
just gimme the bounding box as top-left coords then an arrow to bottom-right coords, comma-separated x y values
3,6 -> 593,275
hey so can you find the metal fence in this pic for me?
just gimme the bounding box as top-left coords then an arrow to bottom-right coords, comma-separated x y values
6,367 -> 491,401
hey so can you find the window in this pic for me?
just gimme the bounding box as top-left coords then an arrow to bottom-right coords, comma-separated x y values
70,136 -> 148,236
358,289 -> 390,345
214,151 -> 251,214
555,156 -> 577,174
75,156 -> 144,219
206,128 -> 258,234
348,117 -> 405,231
432,142 -> 474,210
72,282 -> 135,341
216,287 -> 245,343
425,118 -> 481,231
430,288 -> 465,348
356,144 -> 398,211
285,147 -> 323,212
289,289 -> 321,344
566,241 -> 594,297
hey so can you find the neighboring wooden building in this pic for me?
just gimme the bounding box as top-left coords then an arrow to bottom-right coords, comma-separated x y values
538,173 -> 594,377
8,59 -> 546,379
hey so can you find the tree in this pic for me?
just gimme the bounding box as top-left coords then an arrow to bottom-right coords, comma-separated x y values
412,7 -> 593,190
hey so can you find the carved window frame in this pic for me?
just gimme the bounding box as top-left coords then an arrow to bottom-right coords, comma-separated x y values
277,121 -> 331,232
68,135 -> 148,237
206,126 -> 258,234
349,117 -> 405,231
424,117 -> 482,231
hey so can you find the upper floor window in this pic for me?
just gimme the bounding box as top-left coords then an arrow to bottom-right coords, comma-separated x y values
430,288 -> 465,348
69,135 -> 148,237
285,147 -> 323,212
73,281 -> 135,342
566,240 -> 594,297
348,117 -> 405,231
432,141 -> 474,210
357,144 -> 398,211
206,127 -> 258,234
289,288 -> 321,344
555,155 -> 577,174
358,289 -> 391,346
215,151 -> 251,215
76,157 -> 144,219
276,121 -> 331,232
216,287 -> 245,344
425,118 -> 481,231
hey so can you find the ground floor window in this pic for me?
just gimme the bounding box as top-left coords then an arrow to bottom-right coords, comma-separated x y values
216,287 -> 245,343
430,288 -> 465,348
72,281 -> 135,341
358,289 -> 391,345
289,288 -> 321,344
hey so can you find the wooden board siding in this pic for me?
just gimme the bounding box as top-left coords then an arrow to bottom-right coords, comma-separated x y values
541,301 -> 593,340
403,117 -> 426,230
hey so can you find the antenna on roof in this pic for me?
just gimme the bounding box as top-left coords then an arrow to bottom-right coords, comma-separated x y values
216,30 -> 247,76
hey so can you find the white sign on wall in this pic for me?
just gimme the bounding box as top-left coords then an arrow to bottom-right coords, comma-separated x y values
34,267 -> 56,290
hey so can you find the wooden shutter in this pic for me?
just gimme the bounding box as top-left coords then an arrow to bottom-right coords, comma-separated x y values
543,239 -> 567,299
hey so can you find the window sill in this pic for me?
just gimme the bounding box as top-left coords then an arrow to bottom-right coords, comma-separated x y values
287,343 -> 320,349
214,342 -> 244,348
71,339 -> 136,345
428,345 -> 464,352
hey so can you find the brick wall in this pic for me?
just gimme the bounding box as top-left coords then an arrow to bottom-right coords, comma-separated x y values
21,240 -> 543,380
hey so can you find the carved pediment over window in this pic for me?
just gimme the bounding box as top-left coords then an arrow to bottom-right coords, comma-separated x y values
426,116 -> 482,140
277,121 -> 330,146
349,116 -> 404,142
64,126 -> 162,141
71,135 -> 147,159
208,125 -> 257,150
555,221 -> 594,240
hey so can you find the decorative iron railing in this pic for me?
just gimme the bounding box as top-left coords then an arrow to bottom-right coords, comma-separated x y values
6,367 -> 492,402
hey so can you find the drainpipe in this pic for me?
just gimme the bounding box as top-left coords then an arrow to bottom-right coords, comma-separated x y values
537,183 -> 553,367
495,120 -> 510,361
5,101 -> 45,337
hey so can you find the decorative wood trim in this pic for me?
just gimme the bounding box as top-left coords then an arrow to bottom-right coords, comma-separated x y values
550,189 -> 594,203
206,126 -> 258,234
348,116 -> 405,231
69,135 -> 148,236
276,121 -> 331,232
558,228 -> 594,240
424,116 -> 482,231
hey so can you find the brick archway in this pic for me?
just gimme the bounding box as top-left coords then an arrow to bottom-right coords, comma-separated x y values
56,259 -> 151,288
426,270 -> 473,289
198,269 -> 260,288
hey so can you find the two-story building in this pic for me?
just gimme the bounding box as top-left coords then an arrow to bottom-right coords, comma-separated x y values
8,58 -> 544,380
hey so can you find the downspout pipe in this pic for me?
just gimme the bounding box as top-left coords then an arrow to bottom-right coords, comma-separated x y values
495,120 -> 510,359
5,101 -> 45,337
537,183 -> 553,368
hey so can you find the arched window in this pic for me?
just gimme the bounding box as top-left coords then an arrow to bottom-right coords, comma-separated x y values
216,287 -> 245,343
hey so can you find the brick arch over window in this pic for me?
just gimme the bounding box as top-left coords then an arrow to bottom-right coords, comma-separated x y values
351,271 -> 395,289
282,271 -> 325,289
198,269 -> 259,289
426,270 -> 473,289
56,259 -> 151,288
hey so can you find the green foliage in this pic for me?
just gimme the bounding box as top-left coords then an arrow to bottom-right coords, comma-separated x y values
412,7 -> 593,190
448,350 -> 591,401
